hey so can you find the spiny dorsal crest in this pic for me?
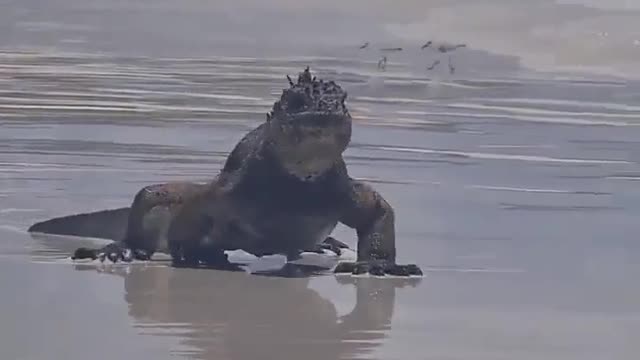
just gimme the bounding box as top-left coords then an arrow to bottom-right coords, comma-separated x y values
267,67 -> 348,121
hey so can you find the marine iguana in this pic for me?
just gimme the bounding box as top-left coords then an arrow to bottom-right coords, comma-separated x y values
28,67 -> 423,277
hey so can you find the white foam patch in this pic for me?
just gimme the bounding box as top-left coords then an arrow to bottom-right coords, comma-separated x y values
226,249 -> 260,263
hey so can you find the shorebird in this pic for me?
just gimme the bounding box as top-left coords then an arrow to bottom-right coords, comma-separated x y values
377,56 -> 388,71
426,59 -> 440,71
422,41 -> 467,53
421,41 -> 433,50
447,55 -> 456,75
439,43 -> 466,53
380,47 -> 403,52
420,41 -> 467,75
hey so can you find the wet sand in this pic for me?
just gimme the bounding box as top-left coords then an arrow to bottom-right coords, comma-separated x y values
2,1 -> 640,359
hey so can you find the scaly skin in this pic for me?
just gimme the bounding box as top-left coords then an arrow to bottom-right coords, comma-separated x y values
28,67 -> 422,277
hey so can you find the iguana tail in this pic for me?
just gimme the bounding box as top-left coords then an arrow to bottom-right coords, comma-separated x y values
28,207 -> 131,241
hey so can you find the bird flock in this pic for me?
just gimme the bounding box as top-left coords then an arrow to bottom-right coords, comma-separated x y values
358,40 -> 467,75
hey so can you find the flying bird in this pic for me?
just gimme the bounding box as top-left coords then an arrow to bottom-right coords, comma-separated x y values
421,41 -> 467,53
377,56 -> 388,71
380,47 -> 403,52
426,59 -> 440,71
447,56 -> 456,75
436,43 -> 467,53
359,42 -> 370,49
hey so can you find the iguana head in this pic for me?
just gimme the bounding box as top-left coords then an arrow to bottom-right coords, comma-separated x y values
266,67 -> 352,181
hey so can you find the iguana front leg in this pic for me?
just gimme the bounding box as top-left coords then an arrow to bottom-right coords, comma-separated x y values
335,180 -> 423,276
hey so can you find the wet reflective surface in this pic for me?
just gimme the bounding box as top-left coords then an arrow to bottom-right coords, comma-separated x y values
2,1 -> 640,359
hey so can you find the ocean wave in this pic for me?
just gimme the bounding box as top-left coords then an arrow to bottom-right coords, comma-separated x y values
369,145 -> 631,164
396,110 -> 635,127
445,102 -> 640,119
0,208 -> 43,214
352,96 -> 433,105
478,144 -> 556,149
479,97 -> 640,113
0,102 -> 264,115
499,203 -> 623,212
467,185 -> 608,195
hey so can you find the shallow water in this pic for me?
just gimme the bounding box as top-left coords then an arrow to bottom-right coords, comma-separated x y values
2,1 -> 640,359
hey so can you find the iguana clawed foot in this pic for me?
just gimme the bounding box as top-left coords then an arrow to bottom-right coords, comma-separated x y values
334,260 -> 423,277
172,247 -> 245,272
319,236 -> 350,255
305,236 -> 351,256
71,243 -> 151,263
71,247 -> 99,261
